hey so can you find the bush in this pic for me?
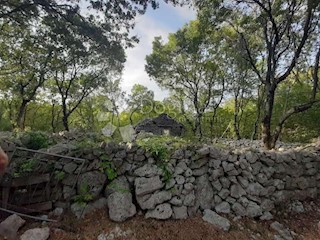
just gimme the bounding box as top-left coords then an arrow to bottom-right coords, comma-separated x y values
137,135 -> 189,162
20,131 -> 49,150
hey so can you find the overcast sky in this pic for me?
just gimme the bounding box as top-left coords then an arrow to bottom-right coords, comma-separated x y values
121,2 -> 196,100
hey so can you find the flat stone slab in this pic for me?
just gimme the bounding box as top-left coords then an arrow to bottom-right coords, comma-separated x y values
135,176 -> 163,196
202,209 -> 231,232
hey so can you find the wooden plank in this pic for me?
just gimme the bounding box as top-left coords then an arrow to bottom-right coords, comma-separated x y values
0,201 -> 53,213
12,174 -> 50,187
12,195 -> 47,205
24,201 -> 52,212
12,188 -> 45,198
1,187 -> 9,208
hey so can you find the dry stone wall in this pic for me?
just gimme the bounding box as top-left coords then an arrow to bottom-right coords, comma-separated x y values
2,141 -> 320,222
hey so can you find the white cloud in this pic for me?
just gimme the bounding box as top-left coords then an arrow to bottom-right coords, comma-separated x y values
171,4 -> 197,21
121,4 -> 196,101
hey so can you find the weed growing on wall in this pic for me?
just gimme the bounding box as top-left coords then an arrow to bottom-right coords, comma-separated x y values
13,159 -> 38,177
74,183 -> 94,206
54,171 -> 66,181
100,155 -> 118,181
137,136 -> 188,182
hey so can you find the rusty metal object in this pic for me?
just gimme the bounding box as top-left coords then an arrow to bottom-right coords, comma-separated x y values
0,146 -> 86,219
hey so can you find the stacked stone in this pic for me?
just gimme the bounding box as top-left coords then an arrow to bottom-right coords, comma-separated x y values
3,140 -> 320,223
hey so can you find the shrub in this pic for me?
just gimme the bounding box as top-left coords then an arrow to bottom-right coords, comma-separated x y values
20,131 -> 49,150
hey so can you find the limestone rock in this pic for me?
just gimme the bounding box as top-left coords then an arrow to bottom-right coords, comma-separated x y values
230,184 -> 246,199
215,202 -> 231,214
71,198 -> 108,219
20,227 -> 50,240
145,203 -> 173,219
63,162 -> 78,174
289,201 -> 305,213
135,176 -> 163,196
108,192 -> 136,222
183,193 -> 196,206
137,191 -> 172,210
173,206 -> 188,219
270,221 -> 293,240
246,201 -> 263,218
175,175 -> 186,185
0,214 -> 25,240
202,209 -> 231,232
197,146 -> 210,156
193,166 -> 209,176
105,176 -> 130,197
260,212 -> 273,221
232,202 -> 246,216
195,174 -> 213,210
246,183 -> 264,196
190,158 -> 207,169
77,171 -> 107,199
170,196 -> 183,206
134,164 -> 160,177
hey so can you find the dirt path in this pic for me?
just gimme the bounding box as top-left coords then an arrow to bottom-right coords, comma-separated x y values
14,202 -> 319,240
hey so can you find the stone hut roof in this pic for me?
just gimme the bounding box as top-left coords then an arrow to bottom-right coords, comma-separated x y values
135,114 -> 185,136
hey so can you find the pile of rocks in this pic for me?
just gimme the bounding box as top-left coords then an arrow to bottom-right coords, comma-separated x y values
0,214 -> 50,240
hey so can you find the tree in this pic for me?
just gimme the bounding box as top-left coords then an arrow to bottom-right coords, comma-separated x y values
127,84 -> 155,124
195,0 -> 320,149
51,48 -> 122,131
0,23 -> 53,130
146,20 -> 223,138
0,0 -> 164,49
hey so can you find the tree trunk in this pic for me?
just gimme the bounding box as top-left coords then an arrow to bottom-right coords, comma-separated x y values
251,84 -> 264,140
129,108 -> 138,125
233,95 -> 241,140
262,85 -> 276,149
16,99 -> 29,130
51,102 -> 57,133
195,113 -> 203,140
62,115 -> 69,131
62,100 -> 69,131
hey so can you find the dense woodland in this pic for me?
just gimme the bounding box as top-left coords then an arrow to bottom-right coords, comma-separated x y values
0,0 -> 319,149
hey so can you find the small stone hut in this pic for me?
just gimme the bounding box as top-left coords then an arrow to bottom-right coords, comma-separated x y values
135,114 -> 185,136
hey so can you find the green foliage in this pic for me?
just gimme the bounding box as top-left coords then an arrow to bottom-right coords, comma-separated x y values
159,164 -> 173,183
54,171 -> 66,181
137,135 -> 193,163
107,182 -> 131,193
137,136 -> 170,162
75,139 -> 100,150
13,159 -> 38,177
100,155 -> 118,181
137,136 -> 188,183
74,183 -> 94,205
20,131 -> 49,150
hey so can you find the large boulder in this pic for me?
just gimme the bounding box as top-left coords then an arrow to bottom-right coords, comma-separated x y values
77,171 -> 107,199
0,214 -> 25,240
71,198 -> 108,219
107,177 -> 136,222
105,176 -> 130,197
195,174 -> 213,210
